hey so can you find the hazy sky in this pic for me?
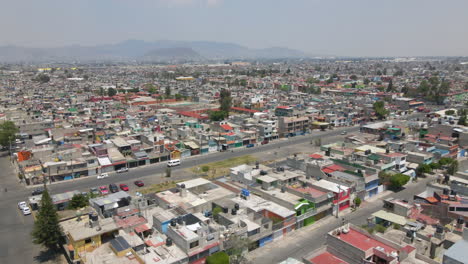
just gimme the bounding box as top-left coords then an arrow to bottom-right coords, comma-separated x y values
1,0 -> 468,56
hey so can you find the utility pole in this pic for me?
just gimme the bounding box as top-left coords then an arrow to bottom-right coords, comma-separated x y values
336,185 -> 342,219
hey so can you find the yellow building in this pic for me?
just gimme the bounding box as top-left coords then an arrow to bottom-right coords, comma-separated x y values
60,214 -> 119,262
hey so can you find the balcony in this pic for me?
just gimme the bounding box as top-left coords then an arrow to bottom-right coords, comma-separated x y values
296,208 -> 317,222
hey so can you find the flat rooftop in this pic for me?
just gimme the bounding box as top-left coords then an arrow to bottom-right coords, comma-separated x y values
61,217 -> 119,242
231,195 -> 295,219
334,228 -> 396,254
288,185 -> 326,198
309,251 -> 348,264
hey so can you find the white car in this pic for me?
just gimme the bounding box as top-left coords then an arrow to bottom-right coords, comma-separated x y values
22,207 -> 31,215
97,173 -> 109,179
116,167 -> 129,173
18,201 -> 28,210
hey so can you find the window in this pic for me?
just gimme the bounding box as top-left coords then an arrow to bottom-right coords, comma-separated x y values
189,241 -> 199,249
84,238 -> 92,244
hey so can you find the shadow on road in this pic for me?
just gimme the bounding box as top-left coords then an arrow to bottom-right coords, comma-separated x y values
33,248 -> 61,263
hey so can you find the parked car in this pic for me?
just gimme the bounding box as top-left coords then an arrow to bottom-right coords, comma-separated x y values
90,187 -> 99,195
18,201 -> 28,210
109,183 -> 119,193
246,143 -> 255,148
261,140 -> 269,145
22,207 -> 31,215
134,180 -> 144,187
341,131 -> 347,135
32,187 -> 44,196
97,173 -> 109,179
99,186 -> 109,195
119,184 -> 129,191
116,167 -> 129,173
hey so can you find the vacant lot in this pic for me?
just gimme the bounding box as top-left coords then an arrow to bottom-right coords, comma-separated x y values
189,155 -> 257,179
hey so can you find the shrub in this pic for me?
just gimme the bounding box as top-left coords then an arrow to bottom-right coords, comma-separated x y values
375,224 -> 387,233
201,165 -> 210,173
206,251 -> 229,264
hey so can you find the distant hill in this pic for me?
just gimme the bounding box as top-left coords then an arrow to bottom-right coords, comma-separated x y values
0,40 -> 313,63
142,47 -> 202,62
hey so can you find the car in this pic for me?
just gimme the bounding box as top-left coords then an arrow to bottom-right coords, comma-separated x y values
99,186 -> 109,195
119,184 -> 129,191
18,201 -> 28,210
97,173 -> 109,179
134,180 -> 144,187
109,183 -> 119,193
261,140 -> 269,145
22,207 -> 31,215
90,187 -> 99,195
341,131 -> 347,135
116,167 -> 129,173
167,159 -> 181,167
32,187 -> 44,196
246,143 -> 255,148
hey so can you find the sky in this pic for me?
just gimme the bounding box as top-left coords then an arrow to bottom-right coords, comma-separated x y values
1,0 -> 468,57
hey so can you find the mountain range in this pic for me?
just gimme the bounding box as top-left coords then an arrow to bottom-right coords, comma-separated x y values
0,40 -> 311,63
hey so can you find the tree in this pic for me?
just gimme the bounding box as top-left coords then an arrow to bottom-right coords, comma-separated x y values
416,164 -> 432,177
68,194 -> 89,209
225,235 -> 250,264
438,157 -> 454,166
31,187 -> 63,251
418,80 -> 430,96
201,165 -> 210,173
165,86 -> 171,97
175,94 -> 183,101
373,101 -> 388,120
364,78 -> 370,85
378,171 -> 392,185
36,74 -> 50,83
386,79 -> 393,92
354,197 -> 362,208
458,109 -> 467,126
349,75 -> 357,80
389,173 -> 410,189
326,77 -> 333,84
107,88 -> 117,97
445,110 -> 455,116
219,89 -> 232,114
206,251 -> 229,264
0,121 -> 18,147
165,167 -> 172,178
447,160 -> 458,175
209,111 -> 228,121
376,70 -> 382,76
429,162 -> 441,170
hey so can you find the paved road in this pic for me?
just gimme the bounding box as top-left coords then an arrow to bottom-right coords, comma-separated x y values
44,126 -> 358,196
246,176 -> 435,264
0,153 -> 42,264
0,112 -> 426,263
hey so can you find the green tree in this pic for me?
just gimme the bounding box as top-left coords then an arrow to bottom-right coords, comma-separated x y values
206,251 -> 229,264
201,165 -> 210,173
31,187 -> 63,251
416,164 -> 432,177
349,75 -> 357,80
354,197 -> 362,208
389,173 -> 410,189
386,79 -> 393,92
326,77 -> 333,84
107,88 -> 117,97
364,78 -> 370,85
175,94 -> 183,101
373,101 -> 388,120
447,160 -> 458,175
225,235 -> 250,264
438,157 -> 454,166
418,80 -> 430,95
429,162 -> 441,170
68,194 -> 89,209
0,121 -> 19,147
376,70 -> 382,76
458,109 -> 467,126
35,74 -> 50,83
209,111 -> 228,121
445,110 -> 455,116
165,86 -> 171,97
219,89 -> 232,114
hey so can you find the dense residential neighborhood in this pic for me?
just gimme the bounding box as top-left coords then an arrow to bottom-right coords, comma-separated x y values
0,58 -> 468,264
